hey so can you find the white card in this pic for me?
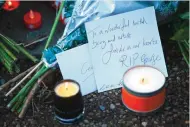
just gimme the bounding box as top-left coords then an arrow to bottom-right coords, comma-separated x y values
56,44 -> 97,96
85,7 -> 168,92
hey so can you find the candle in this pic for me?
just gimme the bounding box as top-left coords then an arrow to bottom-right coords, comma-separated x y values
54,79 -> 84,124
122,66 -> 166,113
24,10 -> 42,30
55,81 -> 79,97
2,0 -> 20,11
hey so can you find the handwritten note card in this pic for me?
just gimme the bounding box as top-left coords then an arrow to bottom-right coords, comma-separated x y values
56,44 -> 97,96
85,7 -> 168,92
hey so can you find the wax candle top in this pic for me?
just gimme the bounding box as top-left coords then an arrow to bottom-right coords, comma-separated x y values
55,81 -> 79,97
123,66 -> 165,93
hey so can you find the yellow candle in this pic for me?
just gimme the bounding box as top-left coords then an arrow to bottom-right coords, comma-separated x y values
55,82 -> 79,97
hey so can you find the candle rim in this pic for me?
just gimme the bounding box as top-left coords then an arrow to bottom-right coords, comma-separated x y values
54,79 -> 80,98
122,65 -> 166,95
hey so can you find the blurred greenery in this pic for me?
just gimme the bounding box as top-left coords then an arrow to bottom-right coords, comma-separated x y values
171,10 -> 189,66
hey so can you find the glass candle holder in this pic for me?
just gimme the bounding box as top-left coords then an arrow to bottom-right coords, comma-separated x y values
54,79 -> 84,124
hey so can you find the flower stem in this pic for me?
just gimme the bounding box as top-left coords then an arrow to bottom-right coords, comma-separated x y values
44,1 -> 65,51
0,34 -> 39,63
0,54 -> 13,74
0,33 -> 20,53
7,65 -> 48,108
0,42 -> 17,61
0,46 -> 14,74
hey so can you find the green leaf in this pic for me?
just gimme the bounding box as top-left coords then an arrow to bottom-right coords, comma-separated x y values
171,27 -> 189,41
177,40 -> 189,52
183,40 -> 189,51
178,42 -> 189,66
179,12 -> 189,19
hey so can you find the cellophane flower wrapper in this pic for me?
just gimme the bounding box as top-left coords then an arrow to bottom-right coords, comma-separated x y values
43,0 -> 179,67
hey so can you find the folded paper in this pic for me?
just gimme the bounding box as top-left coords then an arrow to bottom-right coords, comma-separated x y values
56,44 -> 97,96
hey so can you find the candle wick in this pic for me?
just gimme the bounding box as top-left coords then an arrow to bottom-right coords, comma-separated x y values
142,78 -> 144,83
65,82 -> 68,90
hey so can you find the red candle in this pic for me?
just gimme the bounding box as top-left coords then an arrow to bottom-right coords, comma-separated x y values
60,16 -> 66,25
2,0 -> 20,11
24,10 -> 42,30
122,66 -> 166,113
